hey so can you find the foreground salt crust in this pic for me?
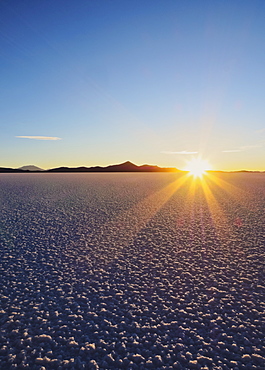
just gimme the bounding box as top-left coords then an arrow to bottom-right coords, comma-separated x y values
0,173 -> 264,369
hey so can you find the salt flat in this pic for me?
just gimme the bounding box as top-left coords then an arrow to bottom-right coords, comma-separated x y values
0,173 -> 264,369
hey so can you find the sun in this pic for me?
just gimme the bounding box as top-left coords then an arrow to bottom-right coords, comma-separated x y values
184,157 -> 212,178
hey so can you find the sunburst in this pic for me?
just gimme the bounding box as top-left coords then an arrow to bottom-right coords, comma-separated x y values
184,157 -> 212,178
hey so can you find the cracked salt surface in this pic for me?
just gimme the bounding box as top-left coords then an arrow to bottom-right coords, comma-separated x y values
0,173 -> 264,369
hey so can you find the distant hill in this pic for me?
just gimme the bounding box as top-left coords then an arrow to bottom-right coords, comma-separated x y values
0,167 -> 26,173
18,165 -> 44,171
47,161 -> 180,173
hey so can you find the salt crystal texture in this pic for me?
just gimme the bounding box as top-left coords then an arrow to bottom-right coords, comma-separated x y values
0,173 -> 264,368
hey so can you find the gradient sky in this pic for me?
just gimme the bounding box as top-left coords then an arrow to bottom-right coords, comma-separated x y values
1,0 -> 265,170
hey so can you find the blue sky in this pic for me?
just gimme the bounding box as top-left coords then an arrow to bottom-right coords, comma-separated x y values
1,0 -> 265,170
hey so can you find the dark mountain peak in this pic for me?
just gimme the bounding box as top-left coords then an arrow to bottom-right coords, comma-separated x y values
122,161 -> 135,165
18,165 -> 44,171
105,161 -> 138,171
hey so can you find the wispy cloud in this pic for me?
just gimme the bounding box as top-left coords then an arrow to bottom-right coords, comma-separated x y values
162,150 -> 198,155
240,144 -> 262,150
222,149 -> 242,153
16,136 -> 62,140
222,144 -> 262,153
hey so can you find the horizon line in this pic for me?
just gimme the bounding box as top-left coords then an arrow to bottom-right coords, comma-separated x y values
1,161 -> 265,173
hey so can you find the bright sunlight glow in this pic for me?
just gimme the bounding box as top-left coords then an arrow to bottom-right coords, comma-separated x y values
184,158 -> 212,178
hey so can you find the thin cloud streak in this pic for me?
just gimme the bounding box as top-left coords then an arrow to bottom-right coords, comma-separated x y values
16,136 -> 62,140
222,144 -> 262,153
222,149 -> 242,153
162,150 -> 198,155
240,144 -> 262,150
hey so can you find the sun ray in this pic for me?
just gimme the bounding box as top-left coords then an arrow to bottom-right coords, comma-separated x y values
205,172 -> 258,214
199,176 -> 232,243
206,172 -> 248,199
94,173 -> 190,267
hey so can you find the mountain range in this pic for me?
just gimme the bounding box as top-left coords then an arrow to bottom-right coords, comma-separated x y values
0,161 -> 180,173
